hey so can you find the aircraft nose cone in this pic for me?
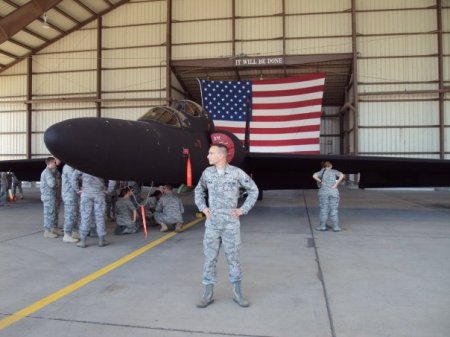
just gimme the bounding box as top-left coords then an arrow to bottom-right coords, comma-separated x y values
44,118 -> 106,165
44,118 -> 159,180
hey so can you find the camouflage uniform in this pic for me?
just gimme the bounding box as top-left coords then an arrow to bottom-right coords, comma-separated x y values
154,192 -> 184,227
143,196 -> 158,219
105,180 -> 118,219
314,168 -> 344,230
62,164 -> 79,234
40,167 -> 57,231
128,181 -> 142,206
11,173 -> 23,199
115,197 -> 138,234
0,172 -> 7,206
52,167 -> 62,229
72,171 -> 107,239
194,165 -> 258,285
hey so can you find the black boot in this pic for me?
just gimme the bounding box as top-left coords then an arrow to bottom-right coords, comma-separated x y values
98,236 -> 110,247
196,284 -> 214,308
232,281 -> 249,307
76,236 -> 87,248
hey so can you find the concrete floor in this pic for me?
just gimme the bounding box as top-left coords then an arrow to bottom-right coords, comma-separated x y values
0,187 -> 449,337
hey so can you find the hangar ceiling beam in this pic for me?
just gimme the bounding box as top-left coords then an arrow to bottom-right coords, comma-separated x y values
171,54 -> 352,68
0,0 -> 63,44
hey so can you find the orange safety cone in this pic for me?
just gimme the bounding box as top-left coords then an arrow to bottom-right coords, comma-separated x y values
139,205 -> 148,238
186,156 -> 192,188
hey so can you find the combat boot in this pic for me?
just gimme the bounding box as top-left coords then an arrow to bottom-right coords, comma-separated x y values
196,284 -> 214,308
63,233 -> 79,243
332,226 -> 342,232
98,236 -> 110,247
160,223 -> 168,232
89,228 -> 98,237
44,229 -> 58,238
232,281 -> 250,307
175,223 -> 183,232
76,237 -> 87,248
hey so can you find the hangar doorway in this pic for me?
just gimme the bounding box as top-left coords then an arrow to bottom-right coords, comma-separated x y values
170,53 -> 353,155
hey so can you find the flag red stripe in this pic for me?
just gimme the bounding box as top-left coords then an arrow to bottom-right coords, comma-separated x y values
290,150 -> 321,154
252,85 -> 324,97
253,98 -> 323,110
252,112 -> 321,122
216,124 -> 320,134
249,138 -> 320,146
253,73 -> 326,85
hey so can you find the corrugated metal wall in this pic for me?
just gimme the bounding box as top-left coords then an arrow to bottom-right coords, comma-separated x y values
356,1 -> 446,159
321,106 -> 341,154
0,0 -> 448,161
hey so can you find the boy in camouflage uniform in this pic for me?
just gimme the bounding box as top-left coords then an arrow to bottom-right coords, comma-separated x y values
194,144 -> 258,308
40,157 -> 58,238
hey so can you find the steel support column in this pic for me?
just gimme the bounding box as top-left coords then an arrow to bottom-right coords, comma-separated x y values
351,0 -> 359,155
165,0 -> 172,103
437,0 -> 444,159
96,17 -> 102,118
26,57 -> 32,159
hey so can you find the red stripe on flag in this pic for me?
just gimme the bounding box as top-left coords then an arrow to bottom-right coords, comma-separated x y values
215,126 -> 246,134
250,125 -> 320,134
253,73 -> 326,85
250,138 -> 320,147
252,85 -> 324,97
253,98 -> 323,110
216,125 -> 321,135
252,112 -> 321,122
290,150 -> 321,154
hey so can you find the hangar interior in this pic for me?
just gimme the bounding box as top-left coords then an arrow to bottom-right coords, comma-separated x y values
0,0 -> 449,161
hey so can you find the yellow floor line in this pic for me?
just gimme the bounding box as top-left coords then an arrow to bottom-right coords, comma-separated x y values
0,218 -> 204,331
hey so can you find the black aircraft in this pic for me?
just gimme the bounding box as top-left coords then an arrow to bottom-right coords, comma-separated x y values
1,99 -> 450,190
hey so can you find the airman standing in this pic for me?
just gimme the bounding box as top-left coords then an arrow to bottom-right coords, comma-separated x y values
72,171 -> 109,248
40,157 -> 58,238
194,143 -> 259,308
313,161 -> 345,232
61,164 -> 80,243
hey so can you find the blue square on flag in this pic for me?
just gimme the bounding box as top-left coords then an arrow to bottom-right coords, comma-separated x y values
199,80 -> 252,122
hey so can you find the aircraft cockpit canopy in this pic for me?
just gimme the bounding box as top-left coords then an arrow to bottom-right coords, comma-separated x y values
138,106 -> 190,128
172,100 -> 210,120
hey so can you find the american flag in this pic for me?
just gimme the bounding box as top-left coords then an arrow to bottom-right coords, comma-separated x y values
199,73 -> 325,153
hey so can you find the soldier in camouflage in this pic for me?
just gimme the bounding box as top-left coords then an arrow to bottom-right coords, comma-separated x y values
40,157 -> 58,238
61,164 -> 80,243
71,170 -> 110,248
114,187 -> 138,235
0,172 -> 7,206
312,161 -> 345,232
154,185 -> 184,232
194,143 -> 258,308
52,158 -> 62,233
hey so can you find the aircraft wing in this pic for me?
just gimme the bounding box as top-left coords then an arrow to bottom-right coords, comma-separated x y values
245,153 -> 450,189
0,159 -> 45,182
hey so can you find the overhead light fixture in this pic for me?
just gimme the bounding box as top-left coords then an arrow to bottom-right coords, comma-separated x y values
42,13 -> 50,29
